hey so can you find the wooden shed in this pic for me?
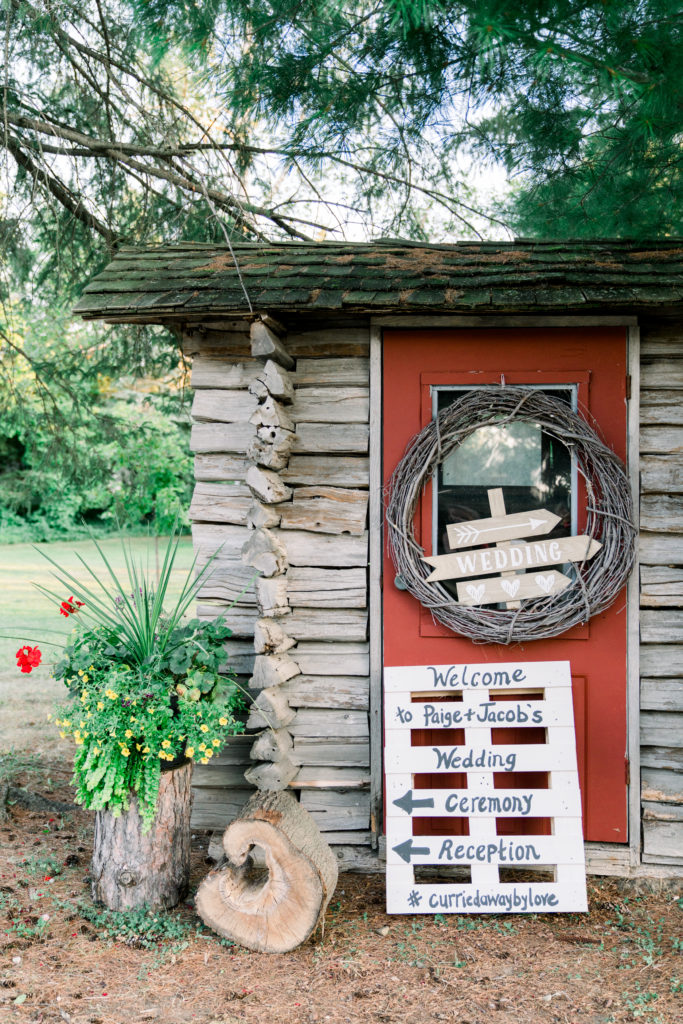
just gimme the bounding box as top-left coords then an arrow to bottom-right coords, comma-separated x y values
74,239 -> 683,880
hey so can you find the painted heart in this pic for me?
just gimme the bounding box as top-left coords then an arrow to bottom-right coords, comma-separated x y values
501,578 -> 520,598
535,574 -> 554,594
466,583 -> 485,603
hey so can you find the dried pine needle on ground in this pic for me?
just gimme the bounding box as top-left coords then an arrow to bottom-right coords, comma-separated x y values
0,759 -> 681,1024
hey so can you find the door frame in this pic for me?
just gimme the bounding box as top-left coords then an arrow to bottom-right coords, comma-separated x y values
368,315 -> 641,873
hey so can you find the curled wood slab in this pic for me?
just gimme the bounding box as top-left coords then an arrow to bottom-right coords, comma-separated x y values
195,790 -> 338,952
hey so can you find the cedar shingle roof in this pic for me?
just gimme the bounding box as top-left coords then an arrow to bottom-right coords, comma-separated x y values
73,238 -> 683,321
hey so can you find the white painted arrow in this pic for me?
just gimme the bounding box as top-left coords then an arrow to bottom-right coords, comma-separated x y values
446,508 -> 561,550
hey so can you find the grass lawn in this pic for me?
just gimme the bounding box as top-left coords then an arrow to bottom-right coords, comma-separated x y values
0,534 -> 194,759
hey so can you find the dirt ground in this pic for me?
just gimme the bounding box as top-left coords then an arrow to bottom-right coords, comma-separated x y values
0,760 -> 681,1024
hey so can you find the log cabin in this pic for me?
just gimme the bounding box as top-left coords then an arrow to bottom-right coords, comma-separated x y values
74,239 -> 683,881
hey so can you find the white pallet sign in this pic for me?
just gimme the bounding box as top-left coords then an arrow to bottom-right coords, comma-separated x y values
384,660 -> 587,915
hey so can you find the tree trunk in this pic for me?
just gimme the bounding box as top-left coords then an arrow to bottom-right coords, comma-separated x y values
195,789 -> 338,952
91,761 -> 192,911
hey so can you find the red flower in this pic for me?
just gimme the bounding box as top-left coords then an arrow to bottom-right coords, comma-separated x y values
59,596 -> 85,617
16,645 -> 42,673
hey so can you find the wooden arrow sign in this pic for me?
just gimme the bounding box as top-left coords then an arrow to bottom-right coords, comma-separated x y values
456,569 -> 572,606
424,535 -> 601,583
446,509 -> 560,550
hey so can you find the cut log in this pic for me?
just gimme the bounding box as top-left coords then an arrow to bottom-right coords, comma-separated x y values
281,674 -> 369,710
293,357 -> 369,387
277,528 -> 368,567
250,396 -> 295,432
640,494 -> 683,533
91,762 -> 192,911
293,422 -> 369,454
245,465 -> 293,504
290,387 -> 369,424
243,757 -> 299,791
278,486 -> 368,535
250,359 -> 294,403
241,528 -> 288,577
281,455 -> 370,488
250,728 -> 294,763
250,321 -> 295,369
195,790 -> 338,952
247,433 -> 293,470
253,618 -> 296,655
256,576 -> 290,617
192,389 -> 258,423
287,566 -> 367,609
191,356 -> 263,389
247,686 -> 295,729
189,482 -> 252,525
194,453 -> 249,482
246,500 -> 282,529
250,653 -> 300,690
191,422 -> 256,454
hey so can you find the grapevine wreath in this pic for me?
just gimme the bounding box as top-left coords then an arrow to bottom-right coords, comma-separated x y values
386,386 -> 636,644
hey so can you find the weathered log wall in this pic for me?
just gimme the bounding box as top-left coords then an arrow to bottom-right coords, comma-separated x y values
185,318 -> 683,874
639,326 -> 683,867
186,322 -> 373,870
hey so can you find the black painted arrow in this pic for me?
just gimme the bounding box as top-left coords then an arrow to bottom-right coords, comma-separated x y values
392,838 -> 431,864
392,789 -> 435,815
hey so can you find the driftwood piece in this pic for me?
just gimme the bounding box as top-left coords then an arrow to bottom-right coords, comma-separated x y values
241,528 -> 288,577
243,757 -> 299,791
250,321 -> 295,369
91,762 -> 192,911
195,790 -> 338,952
253,618 -> 296,654
245,465 -> 293,504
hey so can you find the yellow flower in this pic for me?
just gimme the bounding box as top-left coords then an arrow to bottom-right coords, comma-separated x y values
205,749 -> 213,759
82,674 -> 89,683
89,665 -> 94,672
125,729 -> 133,739
186,747 -> 195,758
136,743 -> 142,751
80,690 -> 88,701
78,669 -> 84,677
121,747 -> 130,757
80,720 -> 86,728
97,701 -> 104,711
62,719 -> 71,728
54,718 -> 61,726
59,731 -> 66,739
86,711 -> 92,718
200,724 -> 209,733
105,689 -> 118,700
147,707 -> 155,714
198,743 -> 206,752
142,747 -> 150,754
93,747 -> 100,755
161,740 -> 171,749
219,717 -> 228,726
212,739 -> 221,747
200,758 -> 208,764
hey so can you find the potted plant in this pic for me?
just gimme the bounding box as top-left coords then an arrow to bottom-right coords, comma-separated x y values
16,533 -> 246,911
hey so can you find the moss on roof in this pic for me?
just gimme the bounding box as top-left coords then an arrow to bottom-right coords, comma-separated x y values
73,239 -> 683,321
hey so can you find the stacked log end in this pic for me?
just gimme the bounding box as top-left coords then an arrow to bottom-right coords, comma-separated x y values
242,320 -> 300,792
188,323 -> 374,873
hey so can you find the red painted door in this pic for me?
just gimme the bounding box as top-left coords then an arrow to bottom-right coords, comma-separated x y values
383,328 -> 629,844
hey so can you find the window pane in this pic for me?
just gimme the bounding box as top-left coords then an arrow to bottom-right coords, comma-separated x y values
435,389 -> 573,557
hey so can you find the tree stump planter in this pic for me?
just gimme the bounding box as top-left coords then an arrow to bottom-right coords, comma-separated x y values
196,790 -> 338,952
91,760 -> 192,911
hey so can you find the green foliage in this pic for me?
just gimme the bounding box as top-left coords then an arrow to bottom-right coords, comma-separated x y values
0,307 -> 192,542
39,532 -> 246,827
